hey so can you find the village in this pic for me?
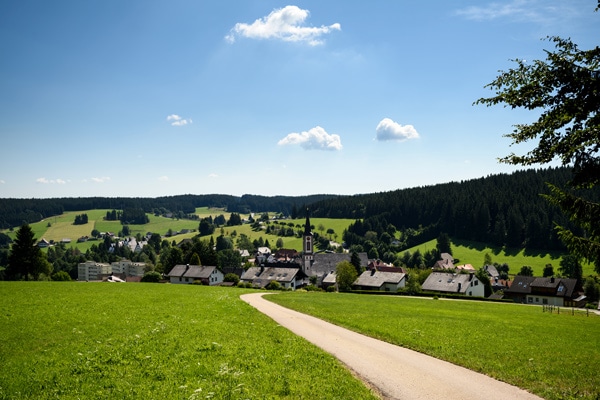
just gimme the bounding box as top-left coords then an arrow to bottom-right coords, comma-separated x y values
75,215 -> 587,308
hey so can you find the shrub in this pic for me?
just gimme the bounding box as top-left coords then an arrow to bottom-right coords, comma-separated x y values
265,280 -> 282,290
51,271 -> 72,281
141,271 -> 161,283
224,273 -> 240,285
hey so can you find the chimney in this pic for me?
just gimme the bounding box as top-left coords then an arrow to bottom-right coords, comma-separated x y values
371,268 -> 376,276
458,282 -> 462,293
551,276 -> 555,283
469,272 -> 474,281
185,264 -> 190,272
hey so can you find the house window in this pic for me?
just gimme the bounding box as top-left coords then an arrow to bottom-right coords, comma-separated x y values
474,281 -> 478,286
543,298 -> 548,305
535,297 -> 539,303
528,298 -> 533,303
468,291 -> 472,296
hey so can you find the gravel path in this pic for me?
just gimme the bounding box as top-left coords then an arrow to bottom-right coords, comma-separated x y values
241,292 -> 543,400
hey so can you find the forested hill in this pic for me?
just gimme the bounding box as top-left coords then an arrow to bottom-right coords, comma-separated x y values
310,167 -> 598,252
0,194 -> 338,229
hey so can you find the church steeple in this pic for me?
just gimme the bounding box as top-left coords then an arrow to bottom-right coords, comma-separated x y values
302,208 -> 314,272
304,209 -> 312,236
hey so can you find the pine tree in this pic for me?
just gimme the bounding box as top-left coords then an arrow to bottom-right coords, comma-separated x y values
7,224 -> 52,280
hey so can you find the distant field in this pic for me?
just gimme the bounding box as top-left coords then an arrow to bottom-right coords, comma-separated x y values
270,291 -> 600,400
0,283 -> 378,400
408,238 -> 596,277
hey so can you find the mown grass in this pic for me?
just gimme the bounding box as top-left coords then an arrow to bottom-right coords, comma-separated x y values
0,282 -> 378,400
268,291 -> 600,400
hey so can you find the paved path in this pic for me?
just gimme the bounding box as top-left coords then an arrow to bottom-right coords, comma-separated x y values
241,293 -> 543,400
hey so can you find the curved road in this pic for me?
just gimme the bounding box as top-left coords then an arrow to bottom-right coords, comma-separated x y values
241,293 -> 542,400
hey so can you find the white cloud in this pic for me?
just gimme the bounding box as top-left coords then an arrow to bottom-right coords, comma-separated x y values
0,179 -> 5,184
375,118 -> 419,142
36,177 -> 66,184
278,126 -> 342,151
208,173 -> 219,179
454,0 -> 572,23
158,176 -> 169,182
167,114 -> 192,126
91,177 -> 111,183
225,5 -> 340,46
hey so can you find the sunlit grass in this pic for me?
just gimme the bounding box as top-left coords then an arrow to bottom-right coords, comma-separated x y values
269,291 -> 600,400
0,283 -> 378,400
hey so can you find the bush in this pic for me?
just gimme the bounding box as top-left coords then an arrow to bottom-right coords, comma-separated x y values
224,273 -> 240,285
265,280 -> 282,290
141,271 -> 161,283
51,271 -> 72,281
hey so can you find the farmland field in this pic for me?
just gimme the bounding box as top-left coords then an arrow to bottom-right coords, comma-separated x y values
269,291 -> 600,400
0,282 -> 378,400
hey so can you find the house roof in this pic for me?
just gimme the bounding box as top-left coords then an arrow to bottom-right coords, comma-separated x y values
183,265 -> 218,279
241,266 -> 299,286
484,264 -> 499,278
310,252 -> 368,276
167,264 -> 218,279
504,275 -> 537,294
354,270 -> 406,289
422,272 -> 477,294
530,277 -> 578,298
433,259 -> 455,270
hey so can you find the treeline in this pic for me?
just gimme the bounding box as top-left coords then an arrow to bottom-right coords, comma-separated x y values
0,194 -> 337,229
312,167 -> 599,253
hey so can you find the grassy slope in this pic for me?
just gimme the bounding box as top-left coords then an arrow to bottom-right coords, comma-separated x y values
408,238 -> 596,277
0,283 -> 378,400
269,291 -> 600,400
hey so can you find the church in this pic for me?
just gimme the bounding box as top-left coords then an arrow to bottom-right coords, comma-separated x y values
240,211 -> 368,289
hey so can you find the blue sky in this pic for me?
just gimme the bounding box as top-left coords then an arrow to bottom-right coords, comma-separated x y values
1,1 -> 598,198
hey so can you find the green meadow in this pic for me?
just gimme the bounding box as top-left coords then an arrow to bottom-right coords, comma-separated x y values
0,282 -> 378,400
2,208 -> 354,254
269,291 -> 600,400
408,238 -> 596,277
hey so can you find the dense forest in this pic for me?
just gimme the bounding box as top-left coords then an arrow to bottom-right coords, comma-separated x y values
1,167 -> 597,256
310,167 -> 599,253
0,194 -> 337,229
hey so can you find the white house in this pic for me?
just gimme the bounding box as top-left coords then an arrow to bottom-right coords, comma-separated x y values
241,266 -> 302,290
78,261 -> 112,281
422,272 -> 484,297
167,264 -> 224,285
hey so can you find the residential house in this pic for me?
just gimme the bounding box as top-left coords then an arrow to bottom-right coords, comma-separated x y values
78,261 -> 112,281
421,272 -> 485,297
353,269 -> 406,292
504,276 -> 585,307
37,238 -> 50,248
240,266 -> 302,290
167,264 -> 224,285
456,264 -> 475,272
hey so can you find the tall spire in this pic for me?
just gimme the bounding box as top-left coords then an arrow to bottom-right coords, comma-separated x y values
304,208 -> 312,236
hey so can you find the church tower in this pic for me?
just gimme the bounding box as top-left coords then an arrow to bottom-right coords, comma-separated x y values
302,209 -> 314,274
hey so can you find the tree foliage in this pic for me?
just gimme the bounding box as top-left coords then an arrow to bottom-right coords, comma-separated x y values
476,33 -> 600,272
7,224 -> 52,280
336,261 -> 357,292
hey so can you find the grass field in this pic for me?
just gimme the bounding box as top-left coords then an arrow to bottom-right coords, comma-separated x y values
408,238 -> 597,277
0,282 -> 378,400
1,209 -> 353,254
269,291 -> 600,400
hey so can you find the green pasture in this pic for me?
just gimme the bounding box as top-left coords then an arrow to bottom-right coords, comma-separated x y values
269,291 -> 600,400
1,209 -> 352,254
0,282 -> 378,400
408,238 -> 596,277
